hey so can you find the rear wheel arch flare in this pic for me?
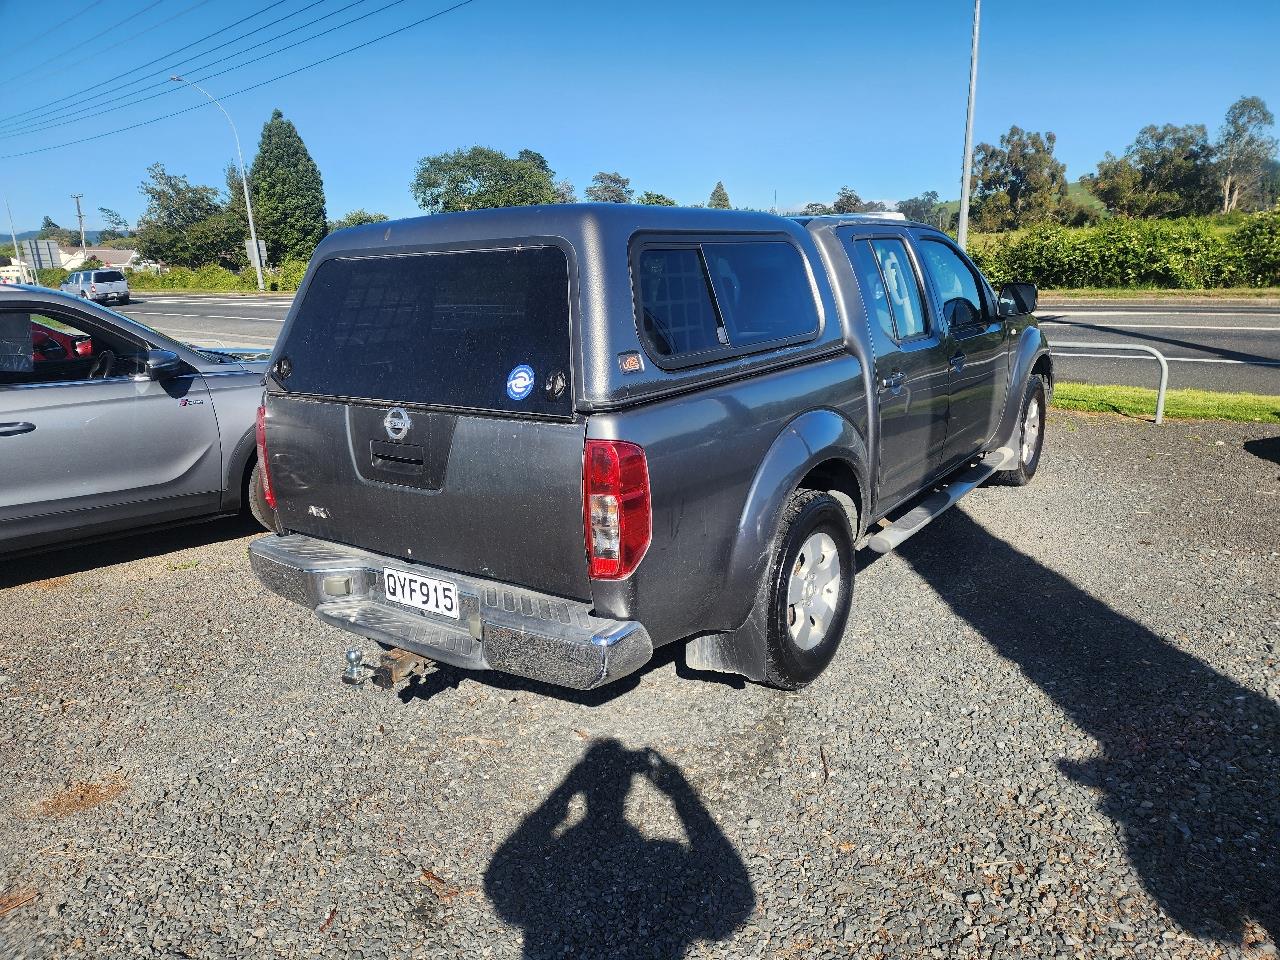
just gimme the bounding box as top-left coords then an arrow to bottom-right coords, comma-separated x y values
797,457 -> 863,535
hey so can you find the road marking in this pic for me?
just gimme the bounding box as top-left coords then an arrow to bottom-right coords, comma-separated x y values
1044,310 -> 1278,320
1055,351 -> 1280,366
127,310 -> 285,322
155,327 -> 278,343
1042,321 -> 1280,331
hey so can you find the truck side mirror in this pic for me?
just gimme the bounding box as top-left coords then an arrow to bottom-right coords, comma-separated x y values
998,282 -> 1037,317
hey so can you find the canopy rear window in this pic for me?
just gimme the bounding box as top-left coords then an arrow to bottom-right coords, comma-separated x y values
276,246 -> 572,417
94,271 -> 125,282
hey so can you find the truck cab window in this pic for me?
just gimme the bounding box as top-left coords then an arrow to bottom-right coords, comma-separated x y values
918,239 -> 984,327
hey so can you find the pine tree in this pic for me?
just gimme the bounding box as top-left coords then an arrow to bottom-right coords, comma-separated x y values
708,181 -> 731,209
248,109 -> 327,263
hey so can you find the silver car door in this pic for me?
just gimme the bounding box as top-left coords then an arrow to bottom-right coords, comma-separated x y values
0,306 -> 222,553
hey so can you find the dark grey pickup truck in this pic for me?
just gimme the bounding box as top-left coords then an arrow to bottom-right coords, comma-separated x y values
249,205 -> 1050,692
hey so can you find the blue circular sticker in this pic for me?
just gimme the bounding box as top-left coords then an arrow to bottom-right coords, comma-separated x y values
506,364 -> 535,401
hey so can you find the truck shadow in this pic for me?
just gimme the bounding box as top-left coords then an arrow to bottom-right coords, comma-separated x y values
398,640 -> 744,709
484,739 -> 754,959
1244,435 -> 1280,469
897,510 -> 1278,947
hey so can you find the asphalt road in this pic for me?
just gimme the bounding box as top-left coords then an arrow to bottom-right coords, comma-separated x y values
1038,299 -> 1280,394
3,412 -> 1278,958
121,293 -> 1280,395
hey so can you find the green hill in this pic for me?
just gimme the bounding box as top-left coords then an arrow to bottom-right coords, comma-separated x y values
939,179 -> 1106,219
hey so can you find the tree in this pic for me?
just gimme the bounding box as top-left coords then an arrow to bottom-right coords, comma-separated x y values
585,171 -> 633,204
97,206 -> 129,240
969,126 -> 1070,231
329,209 -> 390,231
249,109 -> 328,263
637,191 -> 676,206
553,179 -> 577,204
829,186 -> 887,214
896,190 -> 943,225
37,216 -> 79,247
1083,124 -> 1217,218
801,202 -> 833,216
411,146 -> 557,213
134,162 -> 239,267
1215,96 -> 1277,213
707,181 -> 731,209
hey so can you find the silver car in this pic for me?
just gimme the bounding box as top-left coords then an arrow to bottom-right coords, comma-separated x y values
60,269 -> 131,305
0,285 -> 273,556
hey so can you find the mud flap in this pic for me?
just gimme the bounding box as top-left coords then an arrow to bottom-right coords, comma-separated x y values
685,594 -> 769,682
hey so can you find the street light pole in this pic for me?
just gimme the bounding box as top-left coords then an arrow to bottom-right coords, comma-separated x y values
956,0 -> 981,250
4,194 -> 31,284
170,76 -> 265,291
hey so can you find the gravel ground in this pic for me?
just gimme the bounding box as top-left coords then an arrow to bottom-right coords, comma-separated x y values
1,411 -> 1277,960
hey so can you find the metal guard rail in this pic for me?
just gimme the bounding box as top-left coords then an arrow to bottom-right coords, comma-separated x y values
1048,341 -> 1170,425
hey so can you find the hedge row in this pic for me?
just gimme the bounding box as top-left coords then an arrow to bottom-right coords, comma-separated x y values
32,259 -> 311,293
29,210 -> 1280,295
969,209 -> 1280,289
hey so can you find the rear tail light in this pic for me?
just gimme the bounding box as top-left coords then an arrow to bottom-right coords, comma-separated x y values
583,439 -> 651,580
89,284 -> 96,293
255,403 -> 277,510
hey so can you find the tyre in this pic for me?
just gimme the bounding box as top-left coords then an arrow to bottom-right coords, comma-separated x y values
119,295 -> 130,304
994,373 -> 1046,487
762,489 -> 854,690
247,460 -> 274,530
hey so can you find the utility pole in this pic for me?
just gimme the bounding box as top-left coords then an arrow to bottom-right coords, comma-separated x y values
956,0 -> 981,249
71,193 -> 87,260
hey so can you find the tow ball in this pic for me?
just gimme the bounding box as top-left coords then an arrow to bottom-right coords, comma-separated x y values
341,647 -> 430,690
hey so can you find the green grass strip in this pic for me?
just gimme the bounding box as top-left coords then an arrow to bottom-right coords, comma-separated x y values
1052,383 -> 1280,423
1040,287 -> 1280,300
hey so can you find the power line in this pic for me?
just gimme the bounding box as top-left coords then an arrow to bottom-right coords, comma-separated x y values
34,0 -> 169,78
14,0 -> 104,51
0,0 -> 375,137
33,0 -> 218,93
0,0 -> 298,127
0,0 -> 479,161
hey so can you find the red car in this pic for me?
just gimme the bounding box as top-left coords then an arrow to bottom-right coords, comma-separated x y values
31,320 -> 94,362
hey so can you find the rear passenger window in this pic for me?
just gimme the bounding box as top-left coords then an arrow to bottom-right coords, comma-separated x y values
636,240 -> 818,364
871,239 -> 927,338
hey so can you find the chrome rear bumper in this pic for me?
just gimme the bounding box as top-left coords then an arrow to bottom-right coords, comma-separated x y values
249,534 -> 652,690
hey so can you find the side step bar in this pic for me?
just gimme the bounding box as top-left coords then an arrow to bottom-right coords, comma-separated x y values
864,447 -> 1016,554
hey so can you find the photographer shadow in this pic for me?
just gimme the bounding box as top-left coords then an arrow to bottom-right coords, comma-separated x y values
484,739 -> 754,959
899,510 -> 1279,947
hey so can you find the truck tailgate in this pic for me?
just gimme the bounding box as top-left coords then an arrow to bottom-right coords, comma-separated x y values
266,395 -> 589,600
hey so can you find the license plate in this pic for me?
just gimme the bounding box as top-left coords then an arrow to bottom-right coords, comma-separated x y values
383,568 -> 459,619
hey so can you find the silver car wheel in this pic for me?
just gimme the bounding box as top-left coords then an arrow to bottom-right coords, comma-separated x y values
786,531 -> 842,651
1021,395 -> 1042,464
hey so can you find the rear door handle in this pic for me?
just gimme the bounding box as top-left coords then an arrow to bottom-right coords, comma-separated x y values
949,352 -> 966,372
0,422 -> 34,437
879,372 -> 905,391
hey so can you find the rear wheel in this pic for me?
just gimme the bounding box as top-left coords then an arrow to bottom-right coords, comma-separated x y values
994,374 -> 1046,486
762,489 -> 854,690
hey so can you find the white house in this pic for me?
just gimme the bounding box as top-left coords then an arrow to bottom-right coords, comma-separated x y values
59,246 -> 140,270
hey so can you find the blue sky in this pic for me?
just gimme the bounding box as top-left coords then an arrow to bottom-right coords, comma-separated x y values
1,0 -> 1277,233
